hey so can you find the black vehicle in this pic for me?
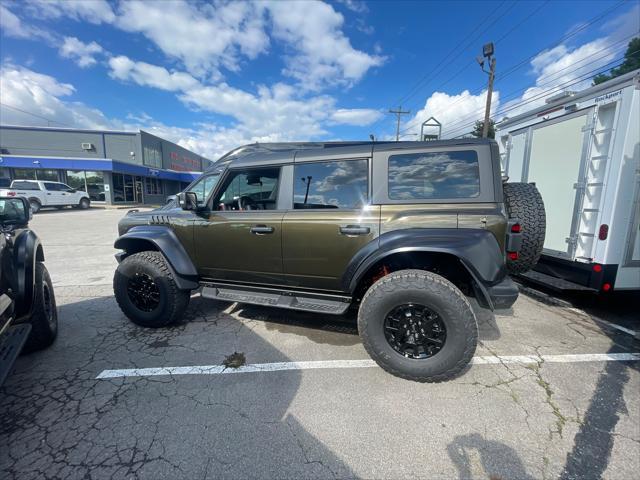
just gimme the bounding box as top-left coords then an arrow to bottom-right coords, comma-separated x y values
0,196 -> 58,386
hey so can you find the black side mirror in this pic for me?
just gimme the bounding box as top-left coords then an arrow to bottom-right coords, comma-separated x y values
177,191 -> 199,211
0,196 -> 30,226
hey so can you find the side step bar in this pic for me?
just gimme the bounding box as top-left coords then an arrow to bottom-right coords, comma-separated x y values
0,324 -> 31,386
516,270 -> 597,292
201,282 -> 352,315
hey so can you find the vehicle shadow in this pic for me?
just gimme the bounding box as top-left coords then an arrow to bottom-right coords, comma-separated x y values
0,295 -> 356,479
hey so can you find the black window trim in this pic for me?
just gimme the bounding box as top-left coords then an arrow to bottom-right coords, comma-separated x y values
291,157 -> 370,211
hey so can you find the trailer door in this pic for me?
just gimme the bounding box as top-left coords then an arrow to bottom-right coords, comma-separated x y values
506,128 -> 528,181
526,110 -> 591,258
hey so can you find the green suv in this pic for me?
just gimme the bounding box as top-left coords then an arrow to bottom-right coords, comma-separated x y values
113,140 -> 545,382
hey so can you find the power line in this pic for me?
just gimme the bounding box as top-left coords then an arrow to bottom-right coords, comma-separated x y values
0,101 -> 72,128
388,106 -> 411,141
393,0 -> 629,138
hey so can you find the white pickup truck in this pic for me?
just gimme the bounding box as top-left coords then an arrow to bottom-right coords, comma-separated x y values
0,180 -> 91,213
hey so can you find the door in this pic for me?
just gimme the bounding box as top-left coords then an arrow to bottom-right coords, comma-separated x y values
506,128 -> 528,181
42,182 -> 66,205
282,158 -> 378,291
194,167 -> 285,285
525,110 -> 591,257
134,178 -> 144,204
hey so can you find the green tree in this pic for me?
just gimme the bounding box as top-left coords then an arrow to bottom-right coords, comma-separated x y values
593,37 -> 640,85
471,119 -> 495,139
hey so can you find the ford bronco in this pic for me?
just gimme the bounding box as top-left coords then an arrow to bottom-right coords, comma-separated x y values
113,140 -> 545,382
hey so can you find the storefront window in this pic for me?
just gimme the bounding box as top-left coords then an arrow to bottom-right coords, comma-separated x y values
66,171 -> 87,191
143,145 -> 162,168
35,169 -> 59,181
0,168 -> 10,188
145,177 -> 163,195
13,169 -> 37,180
85,171 -> 105,201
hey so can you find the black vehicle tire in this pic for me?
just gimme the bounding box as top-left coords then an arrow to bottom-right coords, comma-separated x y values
22,262 -> 58,353
29,198 -> 41,214
113,251 -> 190,328
503,182 -> 546,274
358,269 -> 477,383
79,197 -> 90,209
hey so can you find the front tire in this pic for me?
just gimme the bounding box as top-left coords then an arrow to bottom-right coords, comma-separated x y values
358,270 -> 477,382
113,251 -> 190,328
22,262 -> 58,353
29,198 -> 41,214
79,197 -> 90,209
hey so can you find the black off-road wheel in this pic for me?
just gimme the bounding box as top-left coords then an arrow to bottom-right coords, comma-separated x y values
358,269 -> 477,382
113,251 -> 190,328
22,262 -> 58,353
503,182 -> 546,274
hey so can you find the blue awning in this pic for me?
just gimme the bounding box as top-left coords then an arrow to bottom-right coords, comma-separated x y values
0,155 -> 200,182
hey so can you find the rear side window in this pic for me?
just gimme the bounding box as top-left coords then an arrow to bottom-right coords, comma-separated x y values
11,181 -> 40,191
294,159 -> 368,209
388,150 -> 480,199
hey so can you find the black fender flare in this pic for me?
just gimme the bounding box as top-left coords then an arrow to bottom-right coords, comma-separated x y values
12,230 -> 43,318
343,228 -> 508,308
114,226 -> 198,290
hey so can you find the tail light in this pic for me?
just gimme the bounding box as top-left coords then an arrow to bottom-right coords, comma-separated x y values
592,264 -> 602,273
602,283 -> 611,292
598,224 -> 609,240
510,223 -> 521,233
507,252 -> 519,261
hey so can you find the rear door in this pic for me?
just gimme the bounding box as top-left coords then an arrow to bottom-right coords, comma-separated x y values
282,154 -> 379,291
524,110 -> 592,257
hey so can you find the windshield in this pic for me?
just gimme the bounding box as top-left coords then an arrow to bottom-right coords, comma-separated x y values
187,174 -> 220,206
0,198 -> 28,225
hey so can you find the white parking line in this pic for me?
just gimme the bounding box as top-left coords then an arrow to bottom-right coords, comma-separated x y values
96,352 -> 640,379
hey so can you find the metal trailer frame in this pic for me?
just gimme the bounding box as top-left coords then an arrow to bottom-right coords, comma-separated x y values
496,70 -> 640,293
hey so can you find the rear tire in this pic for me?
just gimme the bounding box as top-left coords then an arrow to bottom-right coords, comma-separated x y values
29,198 -> 41,214
113,251 -> 190,328
503,182 -> 546,274
22,262 -> 58,353
358,269 -> 477,382
79,197 -> 90,209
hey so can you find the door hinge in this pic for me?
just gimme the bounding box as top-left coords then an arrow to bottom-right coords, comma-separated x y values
566,235 -> 578,246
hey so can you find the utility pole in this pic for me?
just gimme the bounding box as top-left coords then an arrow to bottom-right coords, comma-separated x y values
389,106 -> 411,141
477,42 -> 496,138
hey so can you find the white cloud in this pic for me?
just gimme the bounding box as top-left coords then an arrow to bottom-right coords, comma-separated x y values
25,0 -> 116,24
335,0 -> 369,14
0,4 -> 51,40
59,37 -> 104,68
108,56 -> 199,91
267,0 -> 384,89
331,108 -> 383,126
115,0 -> 269,78
404,90 -> 500,139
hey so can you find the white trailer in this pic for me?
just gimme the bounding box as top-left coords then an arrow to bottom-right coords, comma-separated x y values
497,69 -> 640,293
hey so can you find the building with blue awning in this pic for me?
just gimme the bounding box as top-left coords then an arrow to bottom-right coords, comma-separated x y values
0,125 -> 211,205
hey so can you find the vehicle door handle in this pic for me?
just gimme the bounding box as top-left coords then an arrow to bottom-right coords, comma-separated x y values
250,225 -> 274,235
339,225 -> 370,236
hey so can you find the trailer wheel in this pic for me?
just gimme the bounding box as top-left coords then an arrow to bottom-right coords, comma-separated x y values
503,182 -> 546,274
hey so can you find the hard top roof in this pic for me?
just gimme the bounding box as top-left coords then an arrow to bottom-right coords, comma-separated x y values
205,138 -> 494,171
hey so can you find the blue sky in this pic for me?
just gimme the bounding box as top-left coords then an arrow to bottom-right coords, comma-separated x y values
0,0 -> 638,160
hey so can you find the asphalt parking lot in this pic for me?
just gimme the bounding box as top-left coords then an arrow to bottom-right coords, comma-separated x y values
1,208 -> 638,480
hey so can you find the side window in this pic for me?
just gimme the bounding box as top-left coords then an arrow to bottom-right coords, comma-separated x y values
11,181 -> 40,191
214,168 -> 281,211
293,159 -> 368,209
388,150 -> 480,200
44,182 -> 62,191
187,175 -> 220,206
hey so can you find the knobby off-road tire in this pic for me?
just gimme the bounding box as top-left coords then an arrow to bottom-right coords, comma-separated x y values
503,182 -> 546,274
113,251 -> 190,328
23,262 -> 58,353
358,269 -> 478,382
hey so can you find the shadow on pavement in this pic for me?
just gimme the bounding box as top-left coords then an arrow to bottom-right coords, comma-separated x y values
0,295 -> 355,479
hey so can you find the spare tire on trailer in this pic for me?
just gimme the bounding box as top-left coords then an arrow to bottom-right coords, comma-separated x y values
503,182 -> 546,274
